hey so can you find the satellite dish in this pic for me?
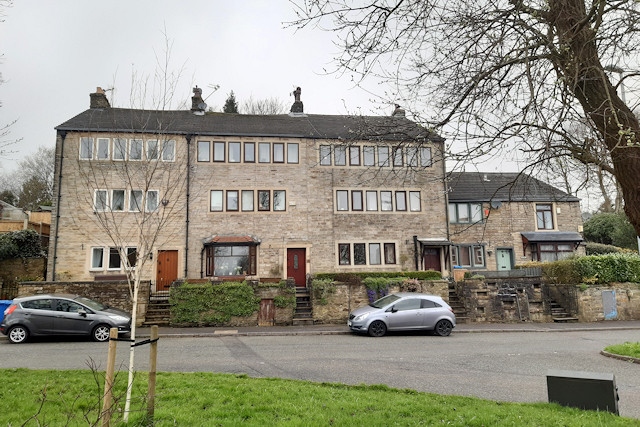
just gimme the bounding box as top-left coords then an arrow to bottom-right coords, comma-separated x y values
198,102 -> 207,110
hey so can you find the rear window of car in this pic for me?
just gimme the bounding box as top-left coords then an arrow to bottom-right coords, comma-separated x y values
21,299 -> 54,310
421,299 -> 442,308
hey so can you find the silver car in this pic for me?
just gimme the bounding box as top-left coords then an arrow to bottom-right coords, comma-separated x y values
348,292 -> 456,337
0,294 -> 131,344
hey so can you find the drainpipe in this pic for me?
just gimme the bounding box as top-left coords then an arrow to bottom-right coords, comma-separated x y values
442,149 -> 452,275
51,130 -> 67,281
413,235 -> 419,271
185,134 -> 192,279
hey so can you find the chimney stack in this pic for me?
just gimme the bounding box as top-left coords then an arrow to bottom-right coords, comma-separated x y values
90,87 -> 110,109
392,104 -> 405,117
191,86 -> 207,114
290,87 -> 304,114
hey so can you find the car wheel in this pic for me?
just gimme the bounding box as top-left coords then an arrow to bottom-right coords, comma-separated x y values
368,320 -> 387,337
8,325 -> 29,344
92,324 -> 112,342
434,319 -> 453,337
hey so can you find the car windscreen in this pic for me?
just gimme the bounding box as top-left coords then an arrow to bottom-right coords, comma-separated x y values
370,294 -> 401,308
74,296 -> 107,311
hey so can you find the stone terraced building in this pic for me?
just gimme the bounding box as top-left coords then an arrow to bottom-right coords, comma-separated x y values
47,87 -> 451,290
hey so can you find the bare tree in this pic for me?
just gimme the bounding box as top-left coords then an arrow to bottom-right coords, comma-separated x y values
290,0 -> 640,233
241,95 -> 288,114
0,1 -> 20,159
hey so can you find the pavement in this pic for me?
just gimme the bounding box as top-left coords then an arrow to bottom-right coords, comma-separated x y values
135,319 -> 640,338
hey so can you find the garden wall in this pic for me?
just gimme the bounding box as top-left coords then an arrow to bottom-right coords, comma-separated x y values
15,281 -> 150,325
0,257 -> 46,299
576,283 -> 640,322
311,280 -> 449,324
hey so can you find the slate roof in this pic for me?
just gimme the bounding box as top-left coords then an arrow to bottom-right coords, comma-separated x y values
56,108 -> 442,142
447,172 -> 580,203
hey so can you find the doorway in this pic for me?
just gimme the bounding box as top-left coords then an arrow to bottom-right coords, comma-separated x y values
496,248 -> 513,271
286,248 -> 307,287
156,250 -> 178,291
423,247 -> 441,271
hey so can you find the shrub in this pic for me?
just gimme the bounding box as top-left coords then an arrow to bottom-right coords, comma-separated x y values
585,242 -> 624,255
0,229 -> 44,261
540,253 -> 640,284
170,282 -> 260,325
310,278 -> 336,305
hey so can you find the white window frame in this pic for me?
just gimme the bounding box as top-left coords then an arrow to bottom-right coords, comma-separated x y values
129,139 -> 143,161
94,190 -> 108,211
147,139 -> 160,160
80,137 -> 94,160
162,140 -> 176,161
114,138 -> 127,161
146,190 -> 159,212
129,190 -> 143,212
90,247 -> 104,270
97,138 -> 110,160
111,190 -> 125,212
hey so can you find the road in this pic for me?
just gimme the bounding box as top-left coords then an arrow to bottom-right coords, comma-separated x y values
2,329 -> 639,419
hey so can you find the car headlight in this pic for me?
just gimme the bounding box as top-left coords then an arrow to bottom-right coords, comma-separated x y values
108,315 -> 129,322
353,312 -> 370,322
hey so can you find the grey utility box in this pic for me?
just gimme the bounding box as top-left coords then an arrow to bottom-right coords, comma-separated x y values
547,370 -> 619,415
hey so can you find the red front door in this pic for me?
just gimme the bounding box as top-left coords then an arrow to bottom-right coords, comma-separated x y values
287,248 -> 306,287
423,247 -> 441,272
156,250 -> 178,291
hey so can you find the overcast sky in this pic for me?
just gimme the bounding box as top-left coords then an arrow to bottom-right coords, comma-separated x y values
0,0 -> 384,172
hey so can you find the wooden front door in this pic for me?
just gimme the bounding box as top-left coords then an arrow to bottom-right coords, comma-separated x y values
156,250 -> 178,291
423,247 -> 441,271
286,248 -> 306,287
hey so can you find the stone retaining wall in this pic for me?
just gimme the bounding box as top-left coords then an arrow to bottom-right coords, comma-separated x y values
16,280 -> 150,326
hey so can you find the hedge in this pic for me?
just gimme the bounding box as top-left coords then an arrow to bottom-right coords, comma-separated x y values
170,282 -> 260,325
541,253 -> 640,285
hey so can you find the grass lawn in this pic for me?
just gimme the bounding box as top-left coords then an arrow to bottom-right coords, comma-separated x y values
0,368 -> 635,426
605,342 -> 640,359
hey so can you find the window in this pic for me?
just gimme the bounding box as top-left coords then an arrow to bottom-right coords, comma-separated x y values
147,140 -> 159,160
229,142 -> 241,163
380,191 -> 393,211
91,247 -> 104,269
227,190 -> 239,211
114,138 -> 127,160
394,299 -> 421,311
258,143 -> 270,163
146,191 -> 159,211
392,146 -> 403,166
287,143 -> 299,163
244,142 -> 255,162
198,141 -> 210,162
94,190 -> 108,211
384,243 -> 396,264
126,247 -> 137,269
273,143 -> 285,163
319,145 -> 331,165
369,243 -> 382,265
273,190 -> 286,211
449,203 -> 484,224
108,247 -> 121,269
129,190 -> 143,212
205,244 -> 257,276
536,204 -> 554,230
409,191 -> 421,211
366,191 -> 378,211
210,190 -> 223,211
22,298 -> 53,310
112,190 -> 125,212
396,191 -> 407,211
406,146 -> 418,167
214,142 -> 225,162
363,146 -> 375,166
349,146 -> 360,166
129,139 -> 143,160
378,146 -> 390,167
80,137 -> 94,159
337,190 -> 349,211
451,245 -> 485,268
258,190 -> 270,211
97,138 -> 110,160
352,191 -> 363,211
334,146 -> 346,166
241,190 -> 254,211
533,243 -> 574,262
162,140 -> 175,161
420,147 -> 432,167
338,243 -> 350,265
354,243 -> 366,265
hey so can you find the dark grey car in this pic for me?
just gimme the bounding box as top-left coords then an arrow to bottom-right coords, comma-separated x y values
0,294 -> 131,344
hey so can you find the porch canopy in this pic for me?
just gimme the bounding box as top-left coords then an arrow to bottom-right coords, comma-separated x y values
416,237 -> 452,246
520,232 -> 583,243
